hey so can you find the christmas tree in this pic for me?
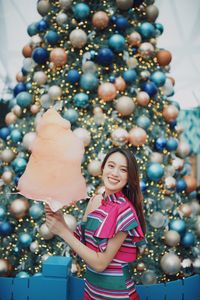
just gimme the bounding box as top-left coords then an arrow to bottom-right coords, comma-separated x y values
0,0 -> 199,284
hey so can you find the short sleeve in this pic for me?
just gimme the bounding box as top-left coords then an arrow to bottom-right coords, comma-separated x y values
115,205 -> 139,234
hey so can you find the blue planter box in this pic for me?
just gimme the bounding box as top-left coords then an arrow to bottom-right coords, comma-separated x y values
0,256 -> 200,300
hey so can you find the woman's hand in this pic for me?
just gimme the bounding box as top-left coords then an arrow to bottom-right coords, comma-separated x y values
45,204 -> 68,237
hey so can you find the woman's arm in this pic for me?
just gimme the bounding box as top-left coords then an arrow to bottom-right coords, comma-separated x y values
45,206 -> 127,272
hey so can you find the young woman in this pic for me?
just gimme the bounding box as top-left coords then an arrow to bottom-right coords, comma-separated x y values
46,147 -> 147,300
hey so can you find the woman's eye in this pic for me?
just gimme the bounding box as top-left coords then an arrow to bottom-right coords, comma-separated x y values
108,164 -> 114,168
121,169 -> 127,173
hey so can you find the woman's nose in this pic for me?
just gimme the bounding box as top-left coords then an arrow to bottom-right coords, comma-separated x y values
111,168 -> 119,176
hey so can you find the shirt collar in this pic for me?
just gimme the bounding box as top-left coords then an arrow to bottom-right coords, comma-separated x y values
102,190 -> 126,203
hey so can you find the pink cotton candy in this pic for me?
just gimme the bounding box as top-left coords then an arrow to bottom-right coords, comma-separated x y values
17,108 -> 87,212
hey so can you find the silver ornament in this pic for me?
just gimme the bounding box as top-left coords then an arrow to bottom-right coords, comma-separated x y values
141,270 -> 157,284
160,252 -> 181,275
149,211 -> 166,228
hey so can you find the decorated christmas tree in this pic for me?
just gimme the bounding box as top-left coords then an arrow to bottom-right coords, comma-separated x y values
0,0 -> 199,284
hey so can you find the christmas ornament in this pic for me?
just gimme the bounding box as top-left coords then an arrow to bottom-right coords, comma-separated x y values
160,253 -> 181,275
16,91 -> 33,108
111,128 -> 129,146
64,214 -> 77,232
39,223 -> 54,240
92,11 -> 109,29
98,82 -> 117,101
9,198 -> 29,219
50,48 -> 67,67
156,50 -> 172,66
29,203 -> 44,219
69,29 -> 87,49
169,219 -> 186,236
147,163 -> 164,181
128,127 -> 147,146
164,230 -> 180,247
87,160 -> 102,176
116,96 -> 135,116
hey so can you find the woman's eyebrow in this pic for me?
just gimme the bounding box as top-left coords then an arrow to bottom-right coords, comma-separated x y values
108,160 -> 127,168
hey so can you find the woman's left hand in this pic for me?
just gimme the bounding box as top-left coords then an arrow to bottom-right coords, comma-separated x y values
45,205 -> 67,237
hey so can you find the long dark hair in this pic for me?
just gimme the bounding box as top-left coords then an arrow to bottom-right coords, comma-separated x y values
101,147 -> 146,235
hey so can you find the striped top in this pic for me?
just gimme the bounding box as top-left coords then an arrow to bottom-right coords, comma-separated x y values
74,191 -> 146,299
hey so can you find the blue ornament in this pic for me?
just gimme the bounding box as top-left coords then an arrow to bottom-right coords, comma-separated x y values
0,221 -> 15,236
136,115 -> 151,129
0,127 -> 10,140
115,16 -> 129,31
27,22 -> 38,36
14,83 -> 27,97
10,129 -> 22,143
12,157 -> 27,174
16,91 -> 32,108
140,81 -> 157,97
155,137 -> 167,151
170,120 -> 177,128
109,76 -> 116,83
150,71 -> 166,87
123,69 -> 137,84
108,34 -> 125,52
169,219 -> 186,236
13,246 -> 19,254
140,180 -> 147,192
16,272 -> 30,278
19,233 -> 32,248
176,179 -> 187,192
155,23 -> 164,35
80,73 -> 99,91
45,30 -> 60,45
147,163 -> 164,181
166,138 -> 178,151
32,47 -> 49,64
21,67 -> 28,76
111,16 -> 117,23
132,47 -> 138,54
90,50 -> 97,59
139,22 -> 155,38
97,48 -> 114,66
73,93 -> 89,108
73,3 -> 90,20
0,206 -> 6,221
63,109 -> 78,124
26,82 -> 32,90
29,204 -> 43,220
66,69 -> 80,84
37,19 -> 48,32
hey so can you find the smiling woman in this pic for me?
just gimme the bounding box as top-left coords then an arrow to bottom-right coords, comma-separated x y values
45,147 -> 147,300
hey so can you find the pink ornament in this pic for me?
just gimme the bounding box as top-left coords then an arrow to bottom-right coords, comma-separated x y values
30,104 -> 40,114
150,152 -> 163,163
177,141 -> 190,158
22,132 -> 37,151
163,105 -> 179,122
116,96 -> 135,116
87,160 -> 102,176
92,11 -> 109,29
136,91 -> 150,106
5,112 -> 17,125
164,176 -> 176,189
98,82 -> 117,101
114,76 -> 126,92
50,48 -> 67,67
184,175 -> 197,193
12,105 -> 22,117
128,127 -> 147,146
128,32 -> 142,47
111,128 -> 129,146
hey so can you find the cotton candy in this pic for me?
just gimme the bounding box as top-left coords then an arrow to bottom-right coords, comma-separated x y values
17,108 -> 87,211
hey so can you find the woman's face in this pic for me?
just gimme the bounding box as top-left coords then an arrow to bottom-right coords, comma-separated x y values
102,152 -> 128,195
